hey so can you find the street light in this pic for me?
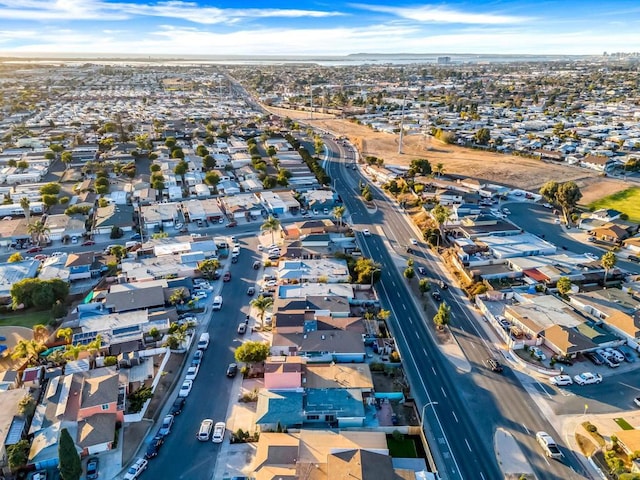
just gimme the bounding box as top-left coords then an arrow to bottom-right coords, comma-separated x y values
370,268 -> 381,287
420,401 -> 439,429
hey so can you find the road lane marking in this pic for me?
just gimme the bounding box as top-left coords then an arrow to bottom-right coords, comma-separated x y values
441,387 -> 447,398
402,304 -> 407,310
422,347 -> 428,356
431,367 -> 437,376
452,411 -> 458,423
522,423 -> 530,434
465,439 -> 472,452
619,382 -> 640,392
409,317 -> 413,325
415,331 -> 420,339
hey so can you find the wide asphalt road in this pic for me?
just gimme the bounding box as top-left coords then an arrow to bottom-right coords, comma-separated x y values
325,140 -> 587,479
140,238 -> 261,480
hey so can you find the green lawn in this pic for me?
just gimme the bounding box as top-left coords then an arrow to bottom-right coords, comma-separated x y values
387,435 -> 418,458
0,309 -> 52,328
588,187 -> 640,223
614,417 -> 634,431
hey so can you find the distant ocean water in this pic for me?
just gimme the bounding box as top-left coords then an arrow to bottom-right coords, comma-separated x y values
0,53 -> 594,66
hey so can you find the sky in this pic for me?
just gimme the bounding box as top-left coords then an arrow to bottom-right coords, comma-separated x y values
0,0 -> 639,56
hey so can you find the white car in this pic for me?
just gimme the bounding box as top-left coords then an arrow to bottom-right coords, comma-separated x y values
174,222 -> 184,230
159,414 -> 174,436
193,291 -> 208,301
585,252 -> 598,261
264,280 -> 277,288
530,346 -> 546,361
178,379 -> 193,397
197,419 -> 214,441
124,458 -> 148,480
212,422 -> 226,443
409,238 -> 418,245
362,229 -> 370,236
185,365 -> 199,381
543,203 -> 552,209
550,375 -> 573,386
573,372 -> 603,385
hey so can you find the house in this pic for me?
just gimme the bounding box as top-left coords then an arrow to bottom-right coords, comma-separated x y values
589,223 -> 630,243
65,252 -> 101,281
0,260 -> 40,304
255,390 -> 305,430
222,193 -> 262,219
270,330 -> 366,363
264,356 -> 304,390
0,389 -> 29,470
277,259 -> 350,284
614,429 -> 640,457
140,203 -> 180,231
44,214 -> 86,242
591,208 -> 622,222
104,282 -> 166,313
92,204 -> 135,235
579,155 -> 615,172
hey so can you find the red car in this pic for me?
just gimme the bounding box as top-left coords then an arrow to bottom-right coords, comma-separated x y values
34,254 -> 48,261
226,221 -> 237,228
82,240 -> 95,246
223,271 -> 231,282
26,246 -> 42,254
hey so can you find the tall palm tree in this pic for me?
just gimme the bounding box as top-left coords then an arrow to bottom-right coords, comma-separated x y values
32,324 -> 49,343
251,295 -> 274,326
11,339 -> 45,365
56,328 -> 73,344
434,163 -> 445,178
601,251 -> 617,284
431,204 -> 451,247
260,216 -> 281,245
27,220 -> 50,246
64,343 -> 87,361
332,205 -> 346,228
20,197 -> 30,224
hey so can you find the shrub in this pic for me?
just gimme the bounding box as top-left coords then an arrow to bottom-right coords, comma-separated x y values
104,356 -> 117,367
586,423 -> 598,433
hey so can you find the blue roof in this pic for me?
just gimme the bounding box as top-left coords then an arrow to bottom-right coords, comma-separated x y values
305,388 -> 365,418
255,390 -> 304,426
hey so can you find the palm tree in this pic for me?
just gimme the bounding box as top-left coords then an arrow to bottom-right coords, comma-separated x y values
20,197 -> 30,224
260,216 -> 281,245
11,339 -> 45,365
27,220 -> 50,246
431,204 -> 451,247
168,288 -> 186,306
56,328 -> 73,344
172,329 -> 188,348
197,259 -> 221,280
64,343 -> 87,361
251,295 -> 274,327
434,163 -> 445,178
32,324 -> 49,343
601,251 -> 617,284
332,205 -> 346,228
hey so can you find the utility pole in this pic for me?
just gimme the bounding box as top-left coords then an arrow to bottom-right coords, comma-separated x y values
398,95 -> 406,154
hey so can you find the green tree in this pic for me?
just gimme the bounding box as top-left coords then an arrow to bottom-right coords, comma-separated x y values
165,137 -> 176,149
110,245 -> 127,261
8,252 -> 23,263
40,182 -> 61,195
555,181 -> 582,225
168,288 -> 187,306
58,427 -> 82,480
601,251 -> 617,284
7,439 -> 29,472
198,259 -> 221,280
20,196 -> 30,224
17,160 -> 28,170
433,302 -> 451,330
42,194 -> 59,210
332,205 -> 346,228
408,158 -> 432,176
404,266 -> 415,280
353,257 -> 381,284
434,162 -> 445,178
32,324 -> 49,343
261,216 -> 281,244
234,341 -> 270,364
431,204 -> 450,246
174,159 -> 188,186
474,127 -> 491,145
27,220 -> 50,245
418,278 -> 431,296
57,327 -> 73,344
64,343 -> 87,361
10,278 -> 69,310
18,393 -> 36,417
61,151 -> 73,169
204,171 -> 220,187
539,181 -> 559,204
110,226 -> 123,239
203,154 -> 216,170
135,133 -> 152,151
196,145 -> 209,157
250,295 -> 274,326
556,276 -> 572,296
10,339 -> 45,365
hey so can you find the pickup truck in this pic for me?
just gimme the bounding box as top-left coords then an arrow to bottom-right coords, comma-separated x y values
536,431 -> 563,459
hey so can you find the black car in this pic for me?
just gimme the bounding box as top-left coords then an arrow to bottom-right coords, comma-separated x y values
431,291 -> 442,301
486,358 -> 504,373
439,281 -> 448,290
145,433 -> 164,459
86,457 -> 99,480
417,266 -> 427,275
226,363 -> 238,377
169,397 -> 186,416
584,351 -> 604,366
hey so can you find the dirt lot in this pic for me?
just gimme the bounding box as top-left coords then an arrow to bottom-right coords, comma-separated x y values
267,106 -> 633,201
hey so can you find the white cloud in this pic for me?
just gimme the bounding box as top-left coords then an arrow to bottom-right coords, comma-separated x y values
352,4 -> 530,24
0,0 -> 343,23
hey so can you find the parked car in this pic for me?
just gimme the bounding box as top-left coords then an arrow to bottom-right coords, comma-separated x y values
82,240 -> 95,246
530,346 -> 547,361
550,375 -> 573,386
145,433 -> 164,459
605,348 -> 625,363
212,422 -> 226,443
431,291 -> 442,301
618,345 -> 637,363
226,221 -> 237,228
185,365 -> 199,381
497,316 -> 511,330
574,372 -> 603,385
584,351 -> 605,366
169,397 -> 185,416
634,397 -> 640,408
409,238 -> 418,245
247,286 -> 256,296
417,266 -> 427,275
438,280 -> 448,290
193,291 -> 208,301
223,271 -> 231,282
179,379 -> 194,397
191,350 -> 204,365
502,208 -> 511,215
252,261 -> 261,270
130,233 -> 142,241
226,363 -> 238,377
237,323 -> 247,334
86,457 -> 99,480
362,229 -> 370,236
486,358 -> 503,373
197,419 -> 214,441
124,458 -> 148,480
26,246 -> 42,253
158,414 -> 174,436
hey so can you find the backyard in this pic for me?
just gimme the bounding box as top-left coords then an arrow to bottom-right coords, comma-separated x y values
0,309 -> 53,328
588,187 -> 640,223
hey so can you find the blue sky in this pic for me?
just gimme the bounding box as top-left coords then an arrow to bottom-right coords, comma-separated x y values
0,0 -> 638,55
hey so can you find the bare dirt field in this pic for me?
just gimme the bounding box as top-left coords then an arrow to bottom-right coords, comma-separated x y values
266,106 -> 634,202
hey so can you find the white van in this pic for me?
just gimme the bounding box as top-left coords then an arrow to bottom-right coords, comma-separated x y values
197,332 -> 210,350
212,296 -> 223,311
